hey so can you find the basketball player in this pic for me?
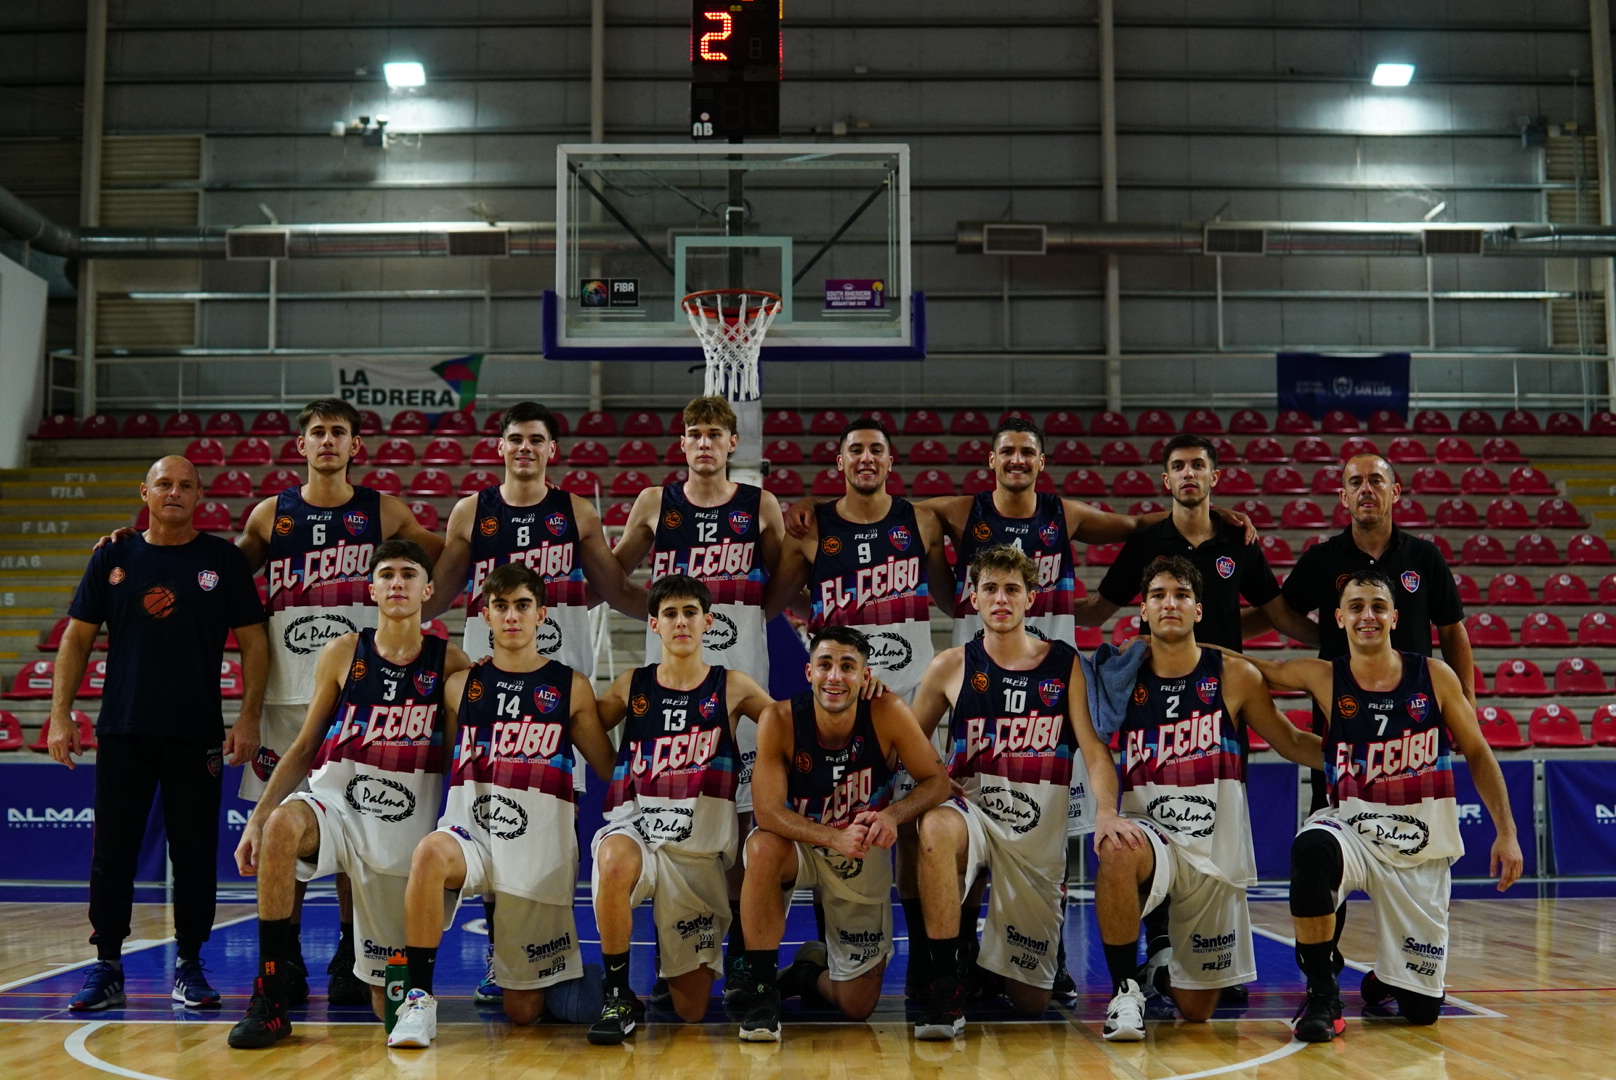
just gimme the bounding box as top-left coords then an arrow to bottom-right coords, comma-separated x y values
1077,556 -> 1323,1042
611,394 -> 790,996
578,574 -> 774,1045
1240,570 -> 1521,1041
907,545 -> 1088,1039
386,564 -> 614,1047
227,539 -> 471,1048
736,626 -> 950,1040
425,399 -> 640,1002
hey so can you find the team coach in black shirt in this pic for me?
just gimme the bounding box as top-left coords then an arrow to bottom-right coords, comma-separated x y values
49,455 -> 268,1012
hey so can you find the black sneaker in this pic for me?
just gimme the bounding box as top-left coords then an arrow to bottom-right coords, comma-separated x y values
1292,984 -> 1345,1042
326,950 -> 367,1007
587,985 -> 640,1046
1219,983 -> 1249,1006
227,978 -> 292,1049
1359,970 -> 1393,1010
723,953 -> 756,1009
1051,967 -> 1079,1008
284,955 -> 309,1006
914,974 -> 965,1040
649,977 -> 673,1008
778,941 -> 828,1002
738,985 -> 782,1042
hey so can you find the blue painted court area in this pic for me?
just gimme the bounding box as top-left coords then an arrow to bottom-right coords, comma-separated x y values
0,882 -> 1507,1029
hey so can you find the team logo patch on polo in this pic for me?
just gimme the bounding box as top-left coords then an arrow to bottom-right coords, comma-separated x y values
546,512 -> 568,536
698,692 -> 720,720
1196,676 -> 1219,704
1039,522 -> 1060,547
343,510 -> 369,535
478,516 -> 499,537
1038,678 -> 1065,706
1337,695 -> 1359,719
663,510 -> 682,530
108,567 -> 125,585
821,536 -> 842,555
414,670 -> 439,697
197,570 -> 219,592
274,515 -> 294,536
972,671 -> 990,693
1215,555 -> 1236,580
1406,692 -> 1430,721
973,522 -> 993,542
888,525 -> 913,551
1401,570 -> 1421,592
534,684 -> 560,714
729,510 -> 753,535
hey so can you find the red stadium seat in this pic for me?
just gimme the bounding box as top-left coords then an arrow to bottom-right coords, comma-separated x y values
1485,498 -> 1531,530
1482,437 -> 1526,463
1088,543 -> 1123,566
763,469 -> 804,497
1529,704 -> 1592,747
1110,615 -> 1142,644
1465,612 -> 1513,647
161,411 -> 201,437
1506,466 -> 1556,497
610,470 -> 655,497
1301,535 -> 1328,555
1555,656 -> 1610,695
1578,610 -> 1616,646
1520,611 -> 1571,647
1544,572 -> 1591,605
1112,469 -> 1157,497
357,410 -> 384,435
275,437 -> 305,464
575,410 -> 616,437
249,410 -> 290,436
809,410 -> 849,436
201,411 -> 243,437
1275,410 -> 1317,434
1409,466 -> 1455,495
1280,499 -> 1326,529
902,409 -> 944,435
1385,436 -> 1430,464
183,438 -> 225,467
433,409 -> 475,436
763,439 -> 804,466
1309,465 -> 1343,494
1546,410 -> 1586,436
1244,628 -> 1283,649
1412,409 -> 1451,434
1261,466 -> 1309,495
906,438 -> 948,465
1063,469 -> 1106,497
810,468 -> 843,497
885,472 -> 906,497
481,409 -> 504,435
1392,497 -> 1430,528
387,410 -> 429,436
1097,440 -> 1142,466
962,468 -> 994,495
1596,411 -> 1616,435
208,469 -> 253,498
0,711 -> 20,752
1473,665 -> 1490,697
1090,411 -> 1130,436
360,469 -> 403,496
1366,409 -> 1408,433
1486,572 -> 1536,606
194,501 -> 233,531
622,410 -> 662,437
1218,467 -> 1256,495
1514,533 -> 1562,565
1339,436 -> 1378,460
1043,410 -> 1084,435
421,438 -> 465,466
1127,500 -> 1167,517
1460,534 -> 1509,565
1435,437 -> 1480,464
122,411 -> 161,437
224,437 -> 271,467
1244,436 -> 1289,464
568,440 -> 609,467
4,660 -> 55,699
1292,437 -> 1334,463
664,440 -> 684,465
1228,409 -> 1269,434
1210,436 -> 1240,463
1537,498 -> 1587,529
1567,533 -> 1615,565
219,659 -> 244,699
406,469 -> 453,497
78,413 -> 118,437
911,469 -> 956,497
1331,504 -> 1352,528
469,437 -> 502,465
1074,626 -> 1103,649
609,439 -> 653,467
1591,704 -> 1616,747
1435,498 -> 1479,528
1452,573 -> 1481,605
556,469 -> 600,496
1182,408 -> 1223,434
1135,409 -> 1175,435
1500,409 -> 1540,435
1457,409 -> 1496,435
862,410 -> 902,433
1494,658 -> 1550,696
763,409 -> 803,436
809,439 -> 839,465
950,409 -> 991,435
405,500 -> 439,531
954,438 -> 990,465
1258,534 -> 1296,566
40,617 -> 105,654
470,467 -> 510,494
257,468 -> 300,497
600,501 -> 632,528
373,438 -> 417,466
1477,706 -> 1530,749
1459,466 -> 1506,495
1322,409 -> 1361,434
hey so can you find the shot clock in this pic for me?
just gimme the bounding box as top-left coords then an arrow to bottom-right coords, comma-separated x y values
690,0 -> 782,140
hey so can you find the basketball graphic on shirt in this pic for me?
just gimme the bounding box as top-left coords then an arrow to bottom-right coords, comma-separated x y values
142,584 -> 177,619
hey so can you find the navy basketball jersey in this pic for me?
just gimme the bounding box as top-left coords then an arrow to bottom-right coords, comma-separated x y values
646,483 -> 769,682
784,693 -> 895,827
264,486 -> 383,703
952,491 -> 1078,647
1325,652 -> 1460,867
464,485 -> 592,676
308,628 -> 448,874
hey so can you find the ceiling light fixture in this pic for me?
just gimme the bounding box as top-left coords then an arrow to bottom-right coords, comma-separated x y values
384,62 -> 426,88
1371,63 -> 1414,87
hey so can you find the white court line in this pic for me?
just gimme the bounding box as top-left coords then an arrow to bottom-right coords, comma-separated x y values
0,913 -> 258,994
1155,1039 -> 1309,1080
64,1021 -> 171,1080
1249,925 -> 1505,1019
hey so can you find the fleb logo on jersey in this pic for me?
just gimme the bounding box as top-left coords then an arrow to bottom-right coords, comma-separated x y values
663,510 -> 683,530
343,510 -> 369,535
888,525 -> 913,552
274,515 -> 294,536
728,509 -> 753,534
197,569 -> 219,592
478,516 -> 499,537
351,659 -> 368,682
1215,555 -> 1236,580
1038,678 -> 1065,707
973,521 -> 992,542
414,670 -> 439,697
1337,695 -> 1359,719
1401,570 -> 1421,592
534,684 -> 560,714
466,678 -> 483,702
1039,521 -> 1060,547
545,512 -> 568,536
1406,692 -> 1430,722
821,536 -> 842,555
972,671 -> 990,693
631,694 -> 649,716
698,692 -> 720,720
1196,676 -> 1219,704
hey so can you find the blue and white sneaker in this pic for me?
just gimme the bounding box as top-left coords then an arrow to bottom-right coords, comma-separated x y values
172,958 -> 222,1008
472,941 -> 502,1005
69,960 -> 126,1011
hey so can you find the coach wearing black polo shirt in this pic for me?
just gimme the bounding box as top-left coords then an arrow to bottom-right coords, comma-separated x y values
49,455 -> 268,1014
1261,452 -> 1473,810
1076,434 -> 1290,650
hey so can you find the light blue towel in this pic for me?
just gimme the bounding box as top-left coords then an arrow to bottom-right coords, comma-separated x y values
1081,641 -> 1150,738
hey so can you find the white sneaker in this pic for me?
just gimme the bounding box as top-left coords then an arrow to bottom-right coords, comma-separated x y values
388,989 -> 437,1048
1103,979 -> 1147,1042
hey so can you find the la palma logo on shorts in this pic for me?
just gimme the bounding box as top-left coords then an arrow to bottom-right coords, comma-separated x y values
1215,555 -> 1236,580
197,570 -> 219,592
414,670 -> 439,696
1040,521 -> 1060,547
1197,676 -> 1219,704
546,512 -> 568,536
534,684 -> 560,714
729,509 -> 753,535
1401,570 -> 1421,593
1038,678 -> 1064,707
887,525 -> 913,552
346,774 -> 416,821
1406,692 -> 1431,721
344,510 -> 368,535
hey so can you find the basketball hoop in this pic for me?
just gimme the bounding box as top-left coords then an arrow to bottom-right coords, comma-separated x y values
682,288 -> 782,402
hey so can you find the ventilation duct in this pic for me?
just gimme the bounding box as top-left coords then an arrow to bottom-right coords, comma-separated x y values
981,223 -> 1047,255
1204,226 -> 1266,256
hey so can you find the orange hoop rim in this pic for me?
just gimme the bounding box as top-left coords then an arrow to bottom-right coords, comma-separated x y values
682,288 -> 783,322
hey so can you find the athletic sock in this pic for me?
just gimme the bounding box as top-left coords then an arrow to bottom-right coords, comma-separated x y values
176,939 -> 201,964
1295,941 -> 1337,993
900,898 -> 926,942
258,918 -> 292,1001
925,934 -> 960,981
95,938 -> 123,965
727,901 -> 746,958
337,921 -> 355,957
745,949 -> 778,989
405,945 -> 438,996
602,951 -> 631,995
482,897 -> 497,945
1103,941 -> 1139,994
1143,901 -> 1170,959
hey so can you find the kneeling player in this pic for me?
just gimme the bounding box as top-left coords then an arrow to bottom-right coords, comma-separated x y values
1076,556 -> 1323,1041
582,574 -> 774,1044
736,626 -> 950,1040
387,564 -> 616,1047
1243,570 -> 1521,1041
228,540 -> 470,1048
909,545 -> 1092,1039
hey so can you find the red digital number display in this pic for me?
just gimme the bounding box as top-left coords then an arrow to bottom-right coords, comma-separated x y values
690,0 -> 781,79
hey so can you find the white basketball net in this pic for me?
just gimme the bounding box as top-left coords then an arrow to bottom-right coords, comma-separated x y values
683,290 -> 781,402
